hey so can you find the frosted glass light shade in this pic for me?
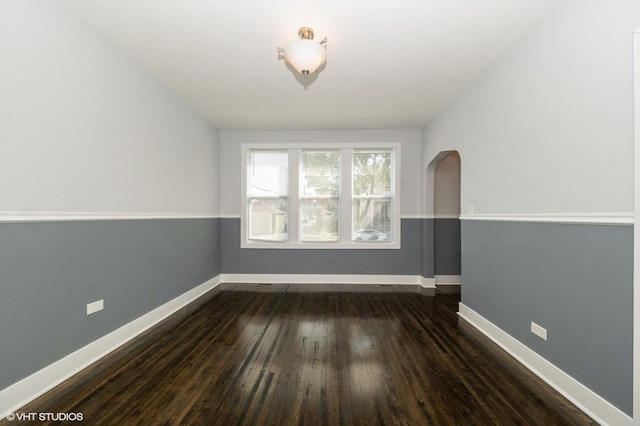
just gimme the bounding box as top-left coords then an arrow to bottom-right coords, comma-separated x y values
278,27 -> 327,77
282,39 -> 327,76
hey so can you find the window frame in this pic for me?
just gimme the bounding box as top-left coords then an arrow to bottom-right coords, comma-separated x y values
241,143 -> 401,249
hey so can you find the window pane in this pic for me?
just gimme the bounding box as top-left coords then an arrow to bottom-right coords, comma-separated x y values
301,151 -> 340,196
352,199 -> 392,242
301,198 -> 339,242
300,150 -> 340,242
249,198 -> 288,242
352,151 -> 391,196
249,151 -> 288,197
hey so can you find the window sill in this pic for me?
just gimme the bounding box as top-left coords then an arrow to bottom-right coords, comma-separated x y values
240,241 -> 401,250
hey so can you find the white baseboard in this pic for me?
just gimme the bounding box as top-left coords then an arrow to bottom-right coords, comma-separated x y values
458,303 -> 633,426
221,273 -> 433,287
0,276 -> 223,420
435,275 -> 462,285
420,276 -> 436,288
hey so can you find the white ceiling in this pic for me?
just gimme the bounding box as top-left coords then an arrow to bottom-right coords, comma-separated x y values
56,0 -> 562,130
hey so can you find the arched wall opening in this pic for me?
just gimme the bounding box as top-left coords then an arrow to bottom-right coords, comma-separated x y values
424,151 -> 461,287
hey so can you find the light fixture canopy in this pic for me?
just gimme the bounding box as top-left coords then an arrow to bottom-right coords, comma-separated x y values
278,27 -> 327,77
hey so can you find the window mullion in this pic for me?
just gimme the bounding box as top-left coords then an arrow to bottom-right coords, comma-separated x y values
340,148 -> 352,243
288,148 -> 300,243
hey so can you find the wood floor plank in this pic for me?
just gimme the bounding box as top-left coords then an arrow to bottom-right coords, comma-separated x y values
3,284 -> 597,426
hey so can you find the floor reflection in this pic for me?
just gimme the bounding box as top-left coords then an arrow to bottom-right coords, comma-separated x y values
231,291 -> 409,403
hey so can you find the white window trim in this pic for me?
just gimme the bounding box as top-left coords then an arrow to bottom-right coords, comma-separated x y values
241,142 -> 401,249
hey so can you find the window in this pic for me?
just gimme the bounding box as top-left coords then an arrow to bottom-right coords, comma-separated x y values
241,143 -> 400,249
300,150 -> 340,242
352,150 -> 393,242
247,150 -> 288,242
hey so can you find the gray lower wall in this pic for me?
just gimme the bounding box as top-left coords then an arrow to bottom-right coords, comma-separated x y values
420,218 -> 461,279
221,218 -> 422,275
0,218 -> 220,390
434,218 -> 461,276
461,220 -> 633,416
421,218 -> 434,279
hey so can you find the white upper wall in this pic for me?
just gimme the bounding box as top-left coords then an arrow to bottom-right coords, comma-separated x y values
434,152 -> 461,217
0,1 -> 219,215
423,0 -> 639,216
219,129 -> 422,217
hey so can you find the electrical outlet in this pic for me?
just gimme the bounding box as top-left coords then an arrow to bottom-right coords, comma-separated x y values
531,322 -> 547,341
467,204 -> 475,214
86,299 -> 104,315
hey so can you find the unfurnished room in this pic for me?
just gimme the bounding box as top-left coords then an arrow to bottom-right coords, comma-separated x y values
1,1 -> 639,425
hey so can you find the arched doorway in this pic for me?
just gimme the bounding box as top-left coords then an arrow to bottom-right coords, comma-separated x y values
425,151 -> 461,289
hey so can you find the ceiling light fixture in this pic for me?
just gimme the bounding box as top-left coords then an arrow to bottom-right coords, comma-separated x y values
277,27 -> 327,77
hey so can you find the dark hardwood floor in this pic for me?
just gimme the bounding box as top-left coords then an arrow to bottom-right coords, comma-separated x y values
3,284 -> 596,425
